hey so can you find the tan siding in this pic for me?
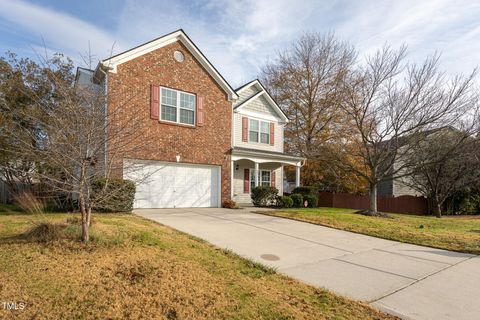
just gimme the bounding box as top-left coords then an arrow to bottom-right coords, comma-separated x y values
233,113 -> 284,152
236,86 -> 259,105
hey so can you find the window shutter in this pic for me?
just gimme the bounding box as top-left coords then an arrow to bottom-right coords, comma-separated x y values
150,84 -> 160,120
270,123 -> 275,145
271,171 -> 276,188
197,96 -> 205,126
242,117 -> 248,142
244,168 -> 250,193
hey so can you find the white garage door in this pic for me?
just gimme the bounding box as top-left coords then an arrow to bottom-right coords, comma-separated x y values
123,160 -> 220,208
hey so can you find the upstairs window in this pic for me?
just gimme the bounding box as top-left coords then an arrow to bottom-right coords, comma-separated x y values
161,87 -> 196,125
248,119 -> 270,144
249,119 -> 259,143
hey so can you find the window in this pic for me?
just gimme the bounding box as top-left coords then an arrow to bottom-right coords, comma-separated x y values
160,87 -> 196,125
248,119 -> 270,144
249,119 -> 259,143
260,122 -> 270,144
250,169 -> 271,190
261,170 -> 271,186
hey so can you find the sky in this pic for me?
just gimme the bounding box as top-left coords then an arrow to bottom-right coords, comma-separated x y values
0,0 -> 479,87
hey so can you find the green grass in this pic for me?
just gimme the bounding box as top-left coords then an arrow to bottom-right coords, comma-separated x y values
0,206 -> 394,320
263,207 -> 480,255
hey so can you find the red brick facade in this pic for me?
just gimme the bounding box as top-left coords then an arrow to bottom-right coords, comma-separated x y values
107,41 -> 232,203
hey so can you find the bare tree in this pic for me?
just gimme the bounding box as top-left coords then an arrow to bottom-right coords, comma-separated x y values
1,52 -> 154,241
261,33 -> 362,190
336,46 -> 478,215
402,124 -> 480,217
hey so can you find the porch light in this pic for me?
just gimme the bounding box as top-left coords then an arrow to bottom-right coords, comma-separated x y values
235,164 -> 239,171
176,155 -> 181,162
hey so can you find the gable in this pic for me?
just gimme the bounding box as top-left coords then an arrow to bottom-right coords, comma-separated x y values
234,80 -> 288,123
236,85 -> 260,105
98,29 -> 237,101
243,95 -> 279,118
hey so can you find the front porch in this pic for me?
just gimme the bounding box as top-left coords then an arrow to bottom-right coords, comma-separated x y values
231,147 -> 305,204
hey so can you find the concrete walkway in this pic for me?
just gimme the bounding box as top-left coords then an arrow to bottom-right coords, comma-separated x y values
135,208 -> 480,320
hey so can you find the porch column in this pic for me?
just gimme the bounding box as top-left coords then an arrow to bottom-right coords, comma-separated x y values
295,165 -> 301,187
254,162 -> 260,187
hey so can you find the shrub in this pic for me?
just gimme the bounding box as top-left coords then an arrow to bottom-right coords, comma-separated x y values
92,178 -> 136,212
222,199 -> 239,209
23,222 -> 67,242
303,194 -> 318,208
291,186 -> 318,196
277,195 -> 293,208
290,193 -> 303,207
251,186 -> 278,207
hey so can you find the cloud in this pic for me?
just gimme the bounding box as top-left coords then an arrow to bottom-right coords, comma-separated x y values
0,0 -> 478,85
0,0 -> 121,65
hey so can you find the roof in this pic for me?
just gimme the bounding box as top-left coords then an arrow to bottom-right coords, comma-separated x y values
97,29 -> 238,101
232,147 -> 305,161
234,79 -> 289,122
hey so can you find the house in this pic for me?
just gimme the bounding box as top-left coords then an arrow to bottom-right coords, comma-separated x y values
77,29 -> 305,208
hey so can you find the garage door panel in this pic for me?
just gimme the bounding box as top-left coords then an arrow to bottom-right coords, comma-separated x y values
124,160 -> 220,209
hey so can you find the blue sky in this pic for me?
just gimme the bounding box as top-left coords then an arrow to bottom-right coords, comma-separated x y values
0,0 -> 479,87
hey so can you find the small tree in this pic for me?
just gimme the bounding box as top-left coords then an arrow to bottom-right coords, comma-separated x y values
1,51 -> 154,241
336,46 -> 478,215
403,127 -> 480,217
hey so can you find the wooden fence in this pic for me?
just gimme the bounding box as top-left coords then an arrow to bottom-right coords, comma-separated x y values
317,191 -> 429,215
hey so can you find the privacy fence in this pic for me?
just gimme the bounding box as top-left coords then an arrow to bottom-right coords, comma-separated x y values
317,191 -> 429,215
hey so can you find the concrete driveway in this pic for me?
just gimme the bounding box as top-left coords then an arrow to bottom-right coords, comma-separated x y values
135,208 -> 480,320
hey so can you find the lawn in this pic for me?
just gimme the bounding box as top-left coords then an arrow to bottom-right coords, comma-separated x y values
0,206 -> 394,320
262,207 -> 480,255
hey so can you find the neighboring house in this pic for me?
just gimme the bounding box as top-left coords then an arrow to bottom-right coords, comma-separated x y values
77,29 -> 304,208
377,174 -> 421,197
377,126 -> 462,198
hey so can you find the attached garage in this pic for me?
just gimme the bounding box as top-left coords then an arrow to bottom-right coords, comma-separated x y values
124,160 -> 221,209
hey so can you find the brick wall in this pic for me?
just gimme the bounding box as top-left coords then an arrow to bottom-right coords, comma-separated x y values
107,41 -> 232,202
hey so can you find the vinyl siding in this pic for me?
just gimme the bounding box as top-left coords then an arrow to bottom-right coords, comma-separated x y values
233,113 -> 284,152
236,86 -> 259,105
243,95 -> 278,117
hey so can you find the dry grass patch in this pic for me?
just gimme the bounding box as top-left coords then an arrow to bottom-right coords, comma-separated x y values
0,209 -> 395,320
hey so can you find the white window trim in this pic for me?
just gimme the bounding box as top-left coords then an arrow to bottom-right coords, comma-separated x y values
160,87 -> 196,126
248,118 -> 270,145
250,169 -> 271,190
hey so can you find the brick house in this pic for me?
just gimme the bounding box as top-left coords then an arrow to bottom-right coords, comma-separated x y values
77,29 -> 304,208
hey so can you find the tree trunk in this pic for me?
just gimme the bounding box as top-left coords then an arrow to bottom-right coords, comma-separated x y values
433,198 -> 442,218
79,194 -> 89,242
369,182 -> 377,214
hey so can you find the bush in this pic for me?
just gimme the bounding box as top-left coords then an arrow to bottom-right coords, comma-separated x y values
222,199 -> 239,209
290,193 -> 303,207
251,186 -> 278,207
303,194 -> 318,208
24,222 -> 67,242
277,195 -> 293,208
92,178 -> 136,212
291,186 -> 318,196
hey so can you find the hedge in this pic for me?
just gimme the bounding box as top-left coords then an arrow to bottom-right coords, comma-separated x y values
92,178 -> 136,212
251,186 -> 278,206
